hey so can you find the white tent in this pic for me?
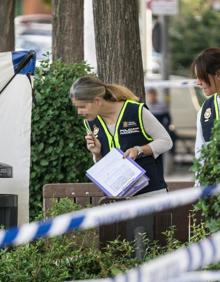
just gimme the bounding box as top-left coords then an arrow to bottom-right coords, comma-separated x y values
0,50 -> 36,224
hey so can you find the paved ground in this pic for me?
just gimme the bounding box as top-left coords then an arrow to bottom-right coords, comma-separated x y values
165,162 -> 194,183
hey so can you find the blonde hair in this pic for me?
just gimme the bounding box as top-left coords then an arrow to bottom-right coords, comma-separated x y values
70,76 -> 139,102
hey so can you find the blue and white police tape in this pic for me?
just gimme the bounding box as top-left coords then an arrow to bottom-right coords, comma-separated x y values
145,79 -> 197,89
0,184 -> 219,248
166,271 -> 220,282
75,231 -> 220,282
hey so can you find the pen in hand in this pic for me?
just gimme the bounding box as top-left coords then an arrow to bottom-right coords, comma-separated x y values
84,119 -> 93,134
84,120 -> 101,156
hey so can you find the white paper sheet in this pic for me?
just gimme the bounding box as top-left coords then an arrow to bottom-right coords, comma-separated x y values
86,148 -> 148,197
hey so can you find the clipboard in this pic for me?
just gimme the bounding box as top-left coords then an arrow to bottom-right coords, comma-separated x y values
86,148 -> 149,197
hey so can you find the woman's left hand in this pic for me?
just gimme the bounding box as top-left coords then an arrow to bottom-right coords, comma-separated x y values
123,147 -> 139,160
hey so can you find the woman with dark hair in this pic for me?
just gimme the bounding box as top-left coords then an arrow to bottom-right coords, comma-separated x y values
70,76 -> 172,196
192,48 -> 220,160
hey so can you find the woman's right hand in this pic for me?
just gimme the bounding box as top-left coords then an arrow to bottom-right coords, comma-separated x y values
85,133 -> 102,157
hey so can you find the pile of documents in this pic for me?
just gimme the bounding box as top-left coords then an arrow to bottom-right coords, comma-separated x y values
86,148 -> 149,197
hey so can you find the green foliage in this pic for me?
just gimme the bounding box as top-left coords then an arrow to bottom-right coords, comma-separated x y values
47,198 -> 83,218
169,0 -> 220,75
3,197 -> 218,280
189,211 -> 208,242
0,199 -> 140,281
100,239 -> 138,277
162,226 -> 183,252
46,198 -> 99,250
136,227 -> 182,263
30,58 -> 93,219
143,235 -> 163,261
193,196 -> 220,234
0,241 -> 70,282
193,120 -> 220,185
192,119 -> 220,234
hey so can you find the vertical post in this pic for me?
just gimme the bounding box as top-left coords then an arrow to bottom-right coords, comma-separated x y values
146,7 -> 153,77
159,15 -> 170,106
138,0 -> 147,77
138,0 -> 153,80
84,0 -> 97,71
160,15 -> 169,81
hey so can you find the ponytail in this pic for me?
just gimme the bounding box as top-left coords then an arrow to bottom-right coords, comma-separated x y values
70,75 -> 139,102
106,84 -> 139,102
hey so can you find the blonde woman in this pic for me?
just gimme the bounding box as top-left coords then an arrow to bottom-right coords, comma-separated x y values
70,76 -> 172,195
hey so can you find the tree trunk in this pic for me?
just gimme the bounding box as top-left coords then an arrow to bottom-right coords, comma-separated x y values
93,0 -> 145,100
0,0 -> 15,52
52,0 -> 84,63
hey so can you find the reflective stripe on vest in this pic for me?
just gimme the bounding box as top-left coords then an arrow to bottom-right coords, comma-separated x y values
214,93 -> 219,121
97,100 -> 153,151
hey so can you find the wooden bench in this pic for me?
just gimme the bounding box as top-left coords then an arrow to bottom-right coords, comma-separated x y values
43,182 -> 103,212
43,181 -> 195,247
